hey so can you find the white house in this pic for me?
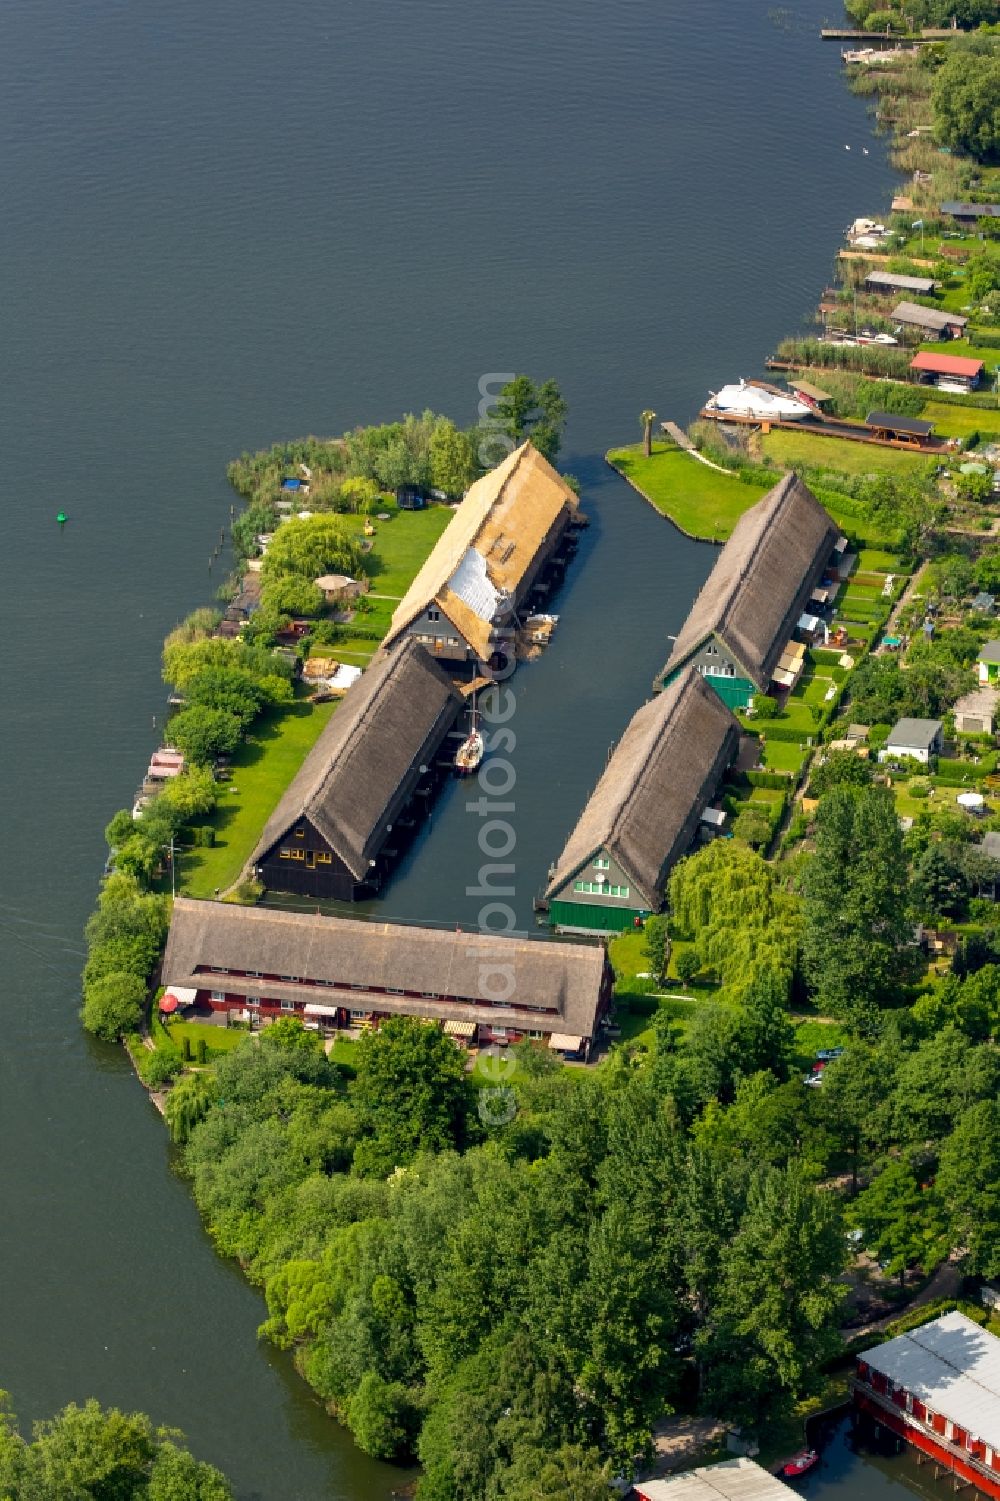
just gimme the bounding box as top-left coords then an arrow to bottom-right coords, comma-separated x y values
879,718 -> 943,766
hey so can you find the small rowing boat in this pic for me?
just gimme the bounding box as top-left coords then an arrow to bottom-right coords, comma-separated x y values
781,1449 -> 819,1478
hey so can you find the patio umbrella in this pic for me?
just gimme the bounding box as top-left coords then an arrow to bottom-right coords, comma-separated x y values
159,993 -> 179,1013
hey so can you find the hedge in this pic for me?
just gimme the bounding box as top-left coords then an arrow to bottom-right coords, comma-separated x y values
933,759 -> 989,784
757,725 -> 813,745
747,769 -> 793,789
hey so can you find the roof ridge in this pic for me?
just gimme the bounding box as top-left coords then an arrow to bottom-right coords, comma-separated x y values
713,474 -> 797,647
604,671 -> 699,846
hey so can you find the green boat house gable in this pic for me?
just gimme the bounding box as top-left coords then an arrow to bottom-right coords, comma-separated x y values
545,667 -> 741,934
655,473 -> 841,711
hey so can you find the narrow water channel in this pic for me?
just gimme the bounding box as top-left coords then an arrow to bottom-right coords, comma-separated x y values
0,2 -> 905,1496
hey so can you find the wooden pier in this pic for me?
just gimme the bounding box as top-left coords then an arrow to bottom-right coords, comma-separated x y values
698,408 -> 947,455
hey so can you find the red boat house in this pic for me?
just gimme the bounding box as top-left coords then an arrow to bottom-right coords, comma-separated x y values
854,1311 -> 1000,1499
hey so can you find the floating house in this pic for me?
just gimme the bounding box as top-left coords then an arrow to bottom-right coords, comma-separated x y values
865,270 -> 936,296
544,669 -> 741,934
249,639 -> 463,900
635,1460 -> 797,1501
161,898 -> 612,1057
910,350 -> 983,392
384,441 -> 579,670
654,474 -> 839,710
854,1311 -> 1000,1500
892,301 -> 968,340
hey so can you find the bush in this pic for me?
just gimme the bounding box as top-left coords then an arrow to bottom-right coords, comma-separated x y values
747,770 -> 792,790
138,1045 -> 184,1089
81,970 -> 148,1041
753,694 -> 778,720
168,705 -> 243,764
192,825 -> 216,848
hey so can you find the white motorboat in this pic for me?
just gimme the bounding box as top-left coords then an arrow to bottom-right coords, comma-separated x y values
704,380 -> 812,422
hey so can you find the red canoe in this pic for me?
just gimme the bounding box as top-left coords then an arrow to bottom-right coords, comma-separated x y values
782,1449 -> 819,1477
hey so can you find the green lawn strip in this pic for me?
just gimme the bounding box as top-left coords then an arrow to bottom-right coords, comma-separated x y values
919,399 -> 1000,440
855,548 -> 903,572
328,1038 -> 358,1076
177,696 -> 338,897
165,1019 -> 247,1057
606,443 -> 770,541
761,429 -> 933,480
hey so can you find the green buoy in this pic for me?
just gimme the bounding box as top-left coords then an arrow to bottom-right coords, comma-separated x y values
56,512 -> 67,525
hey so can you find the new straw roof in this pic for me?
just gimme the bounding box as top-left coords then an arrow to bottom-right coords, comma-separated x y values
545,668 -> 740,909
249,638 -> 462,880
662,474 -> 838,691
386,441 -> 578,660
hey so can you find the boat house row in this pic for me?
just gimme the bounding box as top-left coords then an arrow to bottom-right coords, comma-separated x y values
384,440 -> 580,671
250,637 -> 463,901
161,897 -> 613,1058
655,474 -> 840,711
545,669 -> 742,933
854,1311 -> 1000,1499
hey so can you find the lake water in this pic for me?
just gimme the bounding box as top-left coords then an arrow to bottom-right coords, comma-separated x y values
0,0 -> 926,1495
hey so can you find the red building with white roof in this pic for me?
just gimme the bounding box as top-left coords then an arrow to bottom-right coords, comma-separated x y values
854,1311 -> 1000,1498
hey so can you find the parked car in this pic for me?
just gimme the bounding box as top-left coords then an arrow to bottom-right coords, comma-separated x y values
803,1072 -> 824,1088
816,1047 -> 844,1062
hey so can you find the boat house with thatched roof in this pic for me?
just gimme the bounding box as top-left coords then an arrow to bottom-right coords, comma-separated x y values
544,669 -> 741,933
384,440 -> 579,670
249,638 -> 463,901
655,475 -> 839,711
161,898 -> 613,1058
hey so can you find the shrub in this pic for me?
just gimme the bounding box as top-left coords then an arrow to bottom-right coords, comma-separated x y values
753,694 -> 778,720
138,1045 -> 184,1089
81,970 -> 148,1041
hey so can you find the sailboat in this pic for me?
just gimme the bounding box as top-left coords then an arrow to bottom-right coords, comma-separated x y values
455,699 -> 484,775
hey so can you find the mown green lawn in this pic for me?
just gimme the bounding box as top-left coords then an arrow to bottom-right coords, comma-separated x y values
761,739 -> 809,773
606,443 -> 770,541
856,547 -> 902,573
762,428 -> 933,479
354,505 -> 453,596
177,695 -> 338,897
165,1019 -> 247,1056
919,399 -> 1000,439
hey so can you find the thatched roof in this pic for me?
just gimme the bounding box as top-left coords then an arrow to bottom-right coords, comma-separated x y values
162,898 -> 608,1039
545,669 -> 740,908
386,441 -> 578,660
249,638 -> 462,880
662,474 -> 838,690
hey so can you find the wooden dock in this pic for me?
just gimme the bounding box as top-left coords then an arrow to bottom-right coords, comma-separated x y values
661,421 -> 698,451
698,408 -> 947,455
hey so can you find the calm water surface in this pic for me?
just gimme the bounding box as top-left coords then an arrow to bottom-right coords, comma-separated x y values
0,1 -> 922,1495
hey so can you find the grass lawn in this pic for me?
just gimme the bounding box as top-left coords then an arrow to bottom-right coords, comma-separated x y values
856,547 -> 902,573
165,1019 -> 247,1056
920,399 -> 1000,440
792,1018 -> 848,1071
606,442 -> 770,541
177,695 -> 338,897
761,739 -> 809,774
799,673 -> 838,706
762,428 -> 933,480
355,505 -> 453,596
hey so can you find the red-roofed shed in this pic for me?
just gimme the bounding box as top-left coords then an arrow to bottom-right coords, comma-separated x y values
911,350 -> 984,391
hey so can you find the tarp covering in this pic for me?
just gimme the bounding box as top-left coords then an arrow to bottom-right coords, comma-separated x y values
304,1002 -> 341,1019
548,1033 -> 583,1052
444,1019 -> 476,1038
